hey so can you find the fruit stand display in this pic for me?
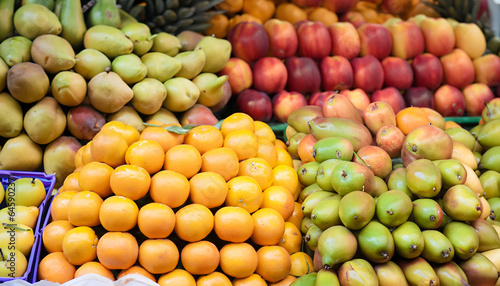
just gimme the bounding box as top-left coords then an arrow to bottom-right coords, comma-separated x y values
0,0 -> 500,285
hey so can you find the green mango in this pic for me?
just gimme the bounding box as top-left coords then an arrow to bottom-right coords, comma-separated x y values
459,253 -> 498,286
406,158 -> 442,198
0,36 -> 32,67
386,167 -> 415,200
442,184 -> 482,222
399,257 -> 439,286
470,219 -> 500,252
478,119 -> 500,149
83,25 -> 133,59
315,268 -> 340,286
290,272 -> 317,286
338,259 -> 378,286
480,146 -> 500,172
410,199 -> 443,230
392,221 -> 424,259
373,261 -> 409,286
482,98 -> 500,123
357,220 -> 395,264
308,117 -> 373,152
420,230 -> 454,263
141,52 -> 181,83
297,161 -> 321,187
375,189 -> 412,228
301,190 -> 335,217
330,161 -> 375,196
87,0 -> 120,28
299,183 -> 323,203
315,159 -> 344,192
304,224 -> 322,251
480,170 -> 500,199
434,261 -> 469,286
402,124 -> 453,165
311,195 -> 342,230
13,3 -> 61,40
311,137 -> 354,163
435,198 -> 452,230
488,197 -> 500,221
121,22 -> 154,56
59,0 -> 86,50
338,190 -> 375,230
317,225 -> 357,269
442,221 -> 479,260
287,105 -> 323,134
445,127 -> 476,150
433,159 -> 467,188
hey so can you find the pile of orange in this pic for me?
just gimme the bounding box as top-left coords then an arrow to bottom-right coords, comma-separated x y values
39,113 -> 312,285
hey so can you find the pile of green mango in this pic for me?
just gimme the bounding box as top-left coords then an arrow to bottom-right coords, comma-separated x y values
288,102 -> 500,285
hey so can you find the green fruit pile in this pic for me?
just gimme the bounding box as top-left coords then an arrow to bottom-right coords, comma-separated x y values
290,103 -> 500,285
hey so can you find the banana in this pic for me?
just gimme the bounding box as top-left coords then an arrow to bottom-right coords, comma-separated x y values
0,0 -> 15,42
177,7 -> 195,19
59,0 -> 87,50
482,248 -> 500,272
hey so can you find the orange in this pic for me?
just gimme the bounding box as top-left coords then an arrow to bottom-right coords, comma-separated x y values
219,242 -> 258,278
189,171 -> 228,209
125,139 -> 165,174
396,106 -> 432,135
50,191 -> 78,221
289,251 -> 314,277
201,147 -> 240,181
220,112 -> 255,137
138,202 -> 176,239
74,261 -> 114,280
243,0 -> 276,22
286,202 -> 305,231
110,164 -> 151,201
184,125 -> 224,155
99,195 -> 139,232
275,139 -> 288,150
214,206 -> 254,242
297,133 -> 318,163
97,232 -> 139,270
78,161 -> 114,198
255,245 -> 292,283
150,170 -> 190,208
233,273 -> 268,286
164,144 -> 202,179
256,138 -> 279,168
138,239 -> 179,274
223,129 -> 258,161
174,204 -> 214,242
225,176 -> 263,213
261,186 -> 295,221
157,269 -> 196,286
205,13 -> 229,38
38,252 -> 76,283
80,142 -> 95,165
278,222 -> 303,254
308,7 -> 339,27
196,271 -> 232,286
62,226 -> 98,265
90,128 -> 128,168
181,240 -> 220,275
268,275 -> 298,286
140,124 -> 185,153
238,158 -> 273,190
42,220 -> 75,253
275,2 -> 308,24
251,208 -> 286,246
254,121 -> 276,144
275,147 -> 294,167
67,191 -> 103,227
74,145 -> 85,168
216,0 -> 244,13
118,265 -> 156,282
62,172 -> 82,193
100,121 -> 140,146
272,164 -> 300,196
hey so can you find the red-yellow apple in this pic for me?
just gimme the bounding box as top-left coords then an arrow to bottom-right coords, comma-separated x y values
340,88 -> 370,114
363,100 -> 397,135
473,54 -> 500,87
218,57 -> 253,95
285,56 -> 321,95
388,20 -> 425,60
454,22 -> 486,59
296,20 -> 332,60
433,84 -> 466,117
272,90 -> 308,123
308,91 -> 334,107
339,11 -> 367,28
252,57 -> 288,95
375,125 -> 406,158
381,56 -> 413,90
370,87 -> 407,114
328,22 -> 361,59
351,55 -> 384,93
411,53 -> 443,91
236,89 -> 273,122
263,18 -> 298,59
320,56 -> 353,91
462,83 -> 495,116
440,48 -> 475,89
419,17 -> 455,56
358,23 -> 393,60
227,21 -> 270,63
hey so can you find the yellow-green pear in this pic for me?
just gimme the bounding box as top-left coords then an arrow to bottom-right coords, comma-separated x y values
51,71 -> 87,107
144,107 -> 179,126
121,22 -> 154,56
74,48 -> 111,80
23,96 -> 67,145
7,62 -> 49,103
0,133 -> 43,171
0,58 -> 7,92
0,36 -> 32,67
87,71 -> 134,114
163,77 -> 200,112
83,25 -> 133,59
195,35 -> 232,73
131,78 -> 167,115
151,32 -> 181,56
140,52 -> 181,82
107,106 -> 145,133
192,73 -> 228,107
0,92 -> 23,138
13,3 -> 61,40
111,53 -> 147,85
30,34 -> 75,74
174,48 -> 206,79
43,136 -> 82,188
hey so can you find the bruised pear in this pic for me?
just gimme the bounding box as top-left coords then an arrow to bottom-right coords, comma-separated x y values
23,96 -> 66,145
66,105 -> 106,141
7,62 -> 49,103
402,124 -> 453,166
87,71 -> 133,114
31,34 -> 75,74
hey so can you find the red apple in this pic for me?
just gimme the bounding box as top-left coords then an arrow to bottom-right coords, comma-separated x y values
252,57 -> 288,95
285,56 -> 321,95
340,88 -> 370,114
339,11 -> 367,29
296,20 -> 332,60
376,125 -> 406,159
419,17 -> 456,56
218,57 -> 253,95
463,83 -> 495,116
440,48 -> 475,89
473,54 -> 500,87
227,21 -> 270,63
236,88 -> 273,122
308,91 -> 334,107
387,20 -> 425,60
411,53 -> 443,91
433,84 -> 466,117
328,21 -> 361,59
370,87 -> 407,114
403,87 -> 435,109
351,55 -> 384,93
263,18 -> 298,59
272,90 -> 308,123
320,56 -> 353,91
358,23 -> 393,60
322,0 -> 360,14
381,56 -> 413,90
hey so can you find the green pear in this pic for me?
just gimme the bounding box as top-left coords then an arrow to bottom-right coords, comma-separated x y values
392,221 -> 425,259
445,127 -> 476,150
0,92 -> 23,138
375,189 -> 413,228
357,220 -> 395,264
301,190 -> 336,217
317,225 -> 357,269
74,48 -> 111,80
13,3 -> 61,40
43,136 -> 82,188
31,34 -> 75,74
151,32 -> 181,56
297,161 -> 321,187
433,159 -> 467,188
87,71 -> 134,114
121,22 -> 154,56
23,96 -> 66,145
87,0 -> 120,28
315,268 -> 340,286
299,183 -> 323,203
442,221 -> 479,260
312,137 -> 354,163
338,259 -> 378,286
470,219 -> 500,252
304,224 -> 323,251
398,257 -> 439,286
480,146 -> 500,172
83,25 -> 133,59
421,230 -> 454,263
338,190 -> 375,230
442,184 -> 482,221
174,48 -> 206,79
141,52 -> 181,82
59,0 -> 86,50
0,0 -> 15,43
459,253 -> 498,286
111,53 -> 147,85
311,195 -> 342,230
386,167 -> 415,200
0,36 -> 32,67
406,158 -> 442,198
410,198 -> 443,229
477,119 -> 500,149
373,261 -> 409,286
51,71 -> 87,107
0,58 -> 7,91
434,261 -> 469,286
131,78 -> 167,116
481,170 -> 500,199
162,77 -> 200,112
287,132 -> 306,159
22,0 -> 55,10
482,98 -> 500,123
287,105 -> 323,134
192,72 -> 228,107
0,133 -> 42,171
195,35 -> 232,73
7,62 -> 49,103
301,216 -> 315,235
315,159 -> 344,192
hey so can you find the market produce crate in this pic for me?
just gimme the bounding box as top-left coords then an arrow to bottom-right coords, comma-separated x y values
0,171 -> 56,283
